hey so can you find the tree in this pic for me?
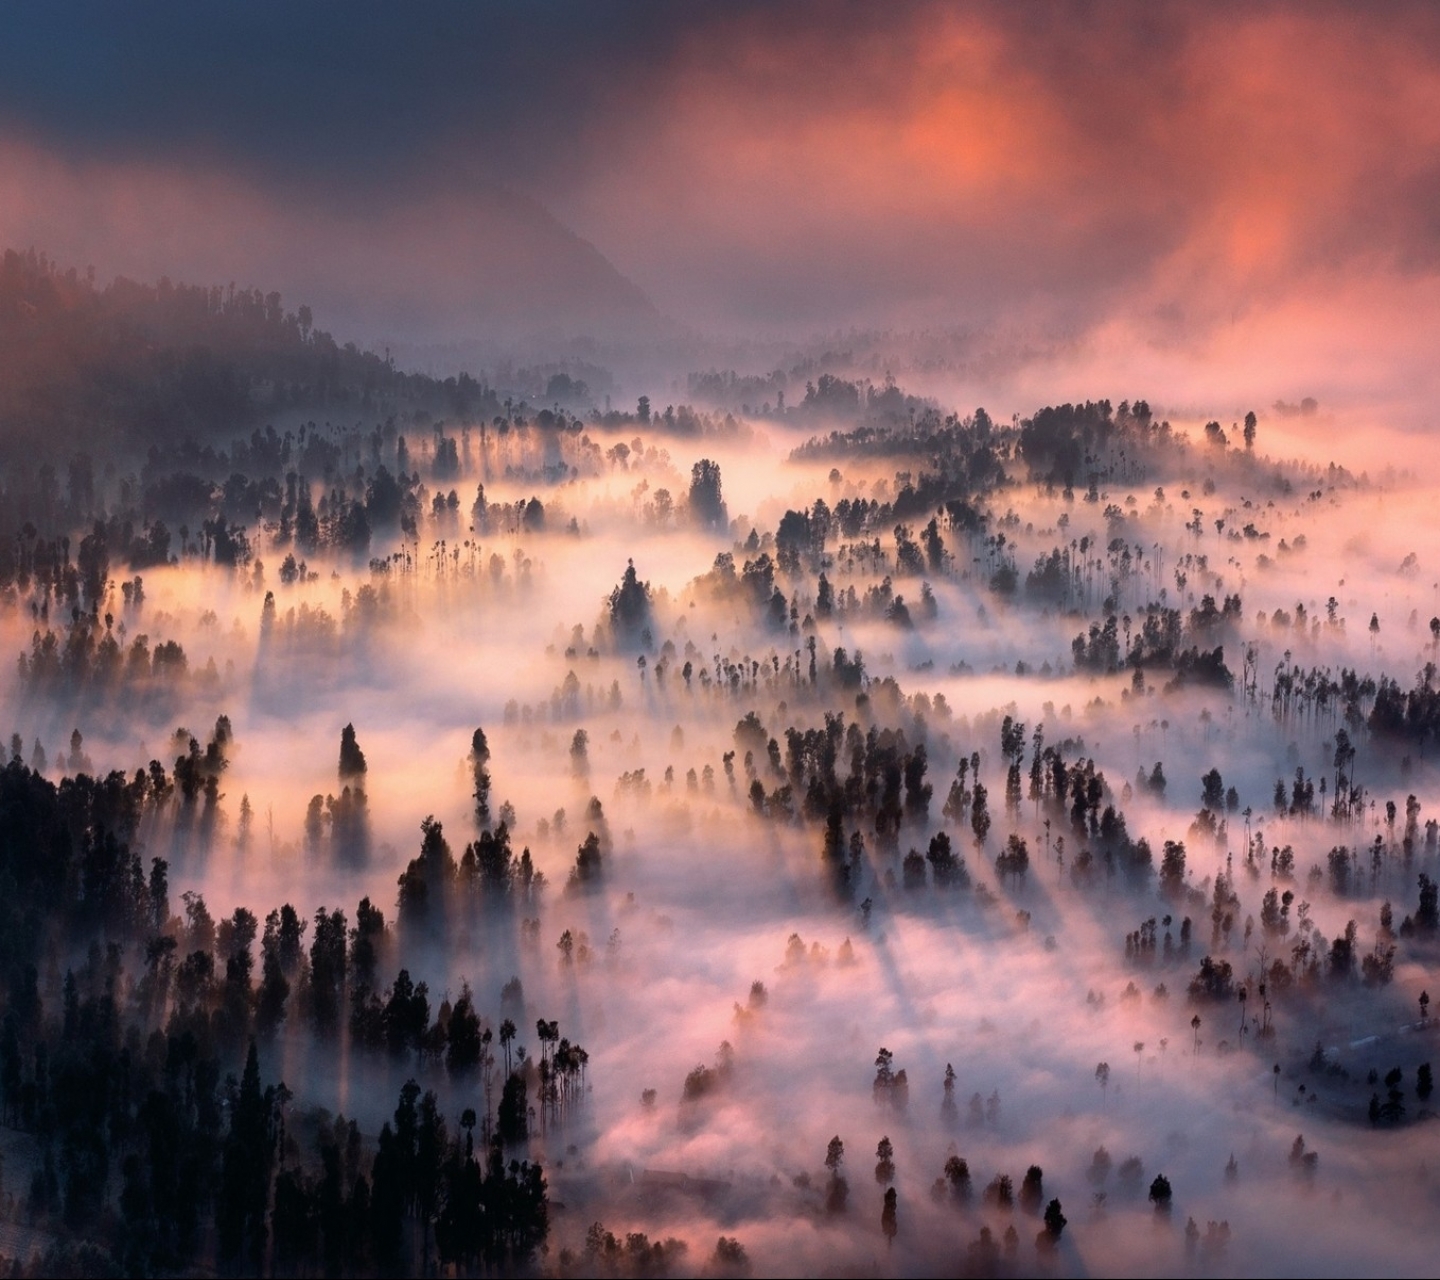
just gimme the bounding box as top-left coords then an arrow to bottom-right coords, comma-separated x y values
470,727 -> 492,827
255,938 -> 290,1037
1289,1134 -> 1320,1174
875,1136 -> 895,1185
397,817 -> 456,928
873,1047 -> 895,1103
1159,840 -> 1187,899
927,832 -> 968,889
497,1073 -> 528,1145
966,1226 -> 1001,1273
1418,879 -> 1439,934
971,782 -> 991,847
1020,1165 -> 1044,1214
689,458 -> 728,529
881,1187 -> 897,1247
1088,1147 -> 1112,1186
1149,1174 -> 1172,1214
446,988 -> 482,1075
711,1236 -> 751,1275
997,833 -> 1029,887
570,728 -> 589,779
984,1174 -> 1014,1209
570,833 -> 603,888
816,573 -> 834,618
1040,1198 -> 1067,1249
309,906 -> 347,1032
825,1136 -> 848,1215
217,1042 -> 275,1265
608,561 -> 653,647
942,1062 -> 958,1123
943,1156 -> 971,1204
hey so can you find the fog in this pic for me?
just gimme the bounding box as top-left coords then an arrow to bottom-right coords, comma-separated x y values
0,6 -> 1437,1274
5,388 -> 1440,1275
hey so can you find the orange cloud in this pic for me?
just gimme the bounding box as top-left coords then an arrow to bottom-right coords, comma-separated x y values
549,4 -> 1440,339
1,1 -> 1438,377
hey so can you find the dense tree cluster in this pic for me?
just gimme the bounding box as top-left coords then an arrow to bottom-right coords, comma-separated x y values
0,745 -> 564,1275
396,817 -> 546,930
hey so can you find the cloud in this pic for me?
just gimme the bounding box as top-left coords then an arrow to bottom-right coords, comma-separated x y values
553,3 -> 1440,332
2,3 -> 1439,366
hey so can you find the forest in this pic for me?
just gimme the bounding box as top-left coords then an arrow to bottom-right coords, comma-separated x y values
0,252 -> 1437,1277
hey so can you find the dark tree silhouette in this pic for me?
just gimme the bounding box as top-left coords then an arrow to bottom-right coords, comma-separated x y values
498,1073 -> 529,1145
689,458 -> 728,529
942,1156 -> 971,1204
569,832 -> 603,889
825,1136 -> 848,1215
1149,1174 -> 1173,1214
875,1135 -> 895,1185
608,560 -> 654,647
469,727 -> 492,827
217,1042 -> 278,1266
338,723 -> 367,784
1040,1198 -> 1067,1250
1020,1165 -> 1044,1214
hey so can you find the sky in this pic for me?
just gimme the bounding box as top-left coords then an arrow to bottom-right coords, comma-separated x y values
2,3 -> 1439,411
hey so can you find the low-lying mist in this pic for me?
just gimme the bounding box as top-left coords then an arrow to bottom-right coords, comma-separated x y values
3,380 -> 1439,1278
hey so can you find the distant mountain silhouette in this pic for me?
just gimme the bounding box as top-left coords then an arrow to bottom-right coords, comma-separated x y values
293,184 -> 660,345
447,184 -> 659,336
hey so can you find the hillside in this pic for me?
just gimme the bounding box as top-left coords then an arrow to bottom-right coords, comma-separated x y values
0,249 -> 458,455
